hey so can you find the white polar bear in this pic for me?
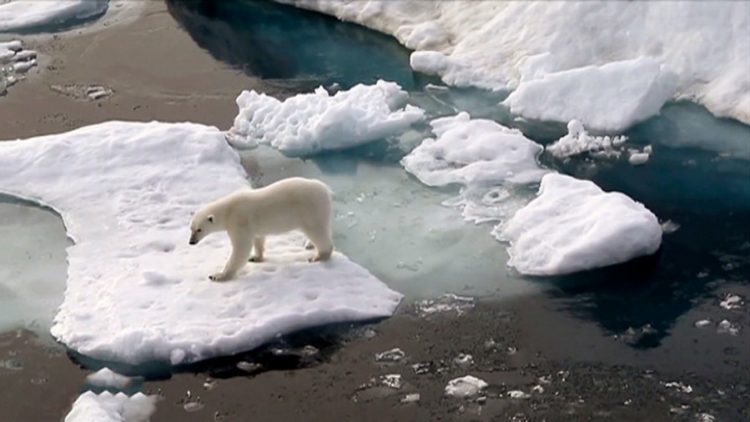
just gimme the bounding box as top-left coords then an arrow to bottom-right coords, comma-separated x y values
189,177 -> 334,281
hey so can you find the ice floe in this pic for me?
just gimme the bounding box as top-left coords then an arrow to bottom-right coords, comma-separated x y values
0,121 -> 401,365
504,58 -> 677,132
280,1 -> 750,125
498,173 -> 662,275
402,112 -> 546,187
228,80 -> 424,155
444,375 -> 488,398
0,39 -> 36,94
86,368 -> 134,390
0,0 -> 107,32
65,391 -> 156,422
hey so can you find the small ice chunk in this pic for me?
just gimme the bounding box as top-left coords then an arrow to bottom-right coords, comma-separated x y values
64,391 -> 156,422
661,220 -> 680,234
547,120 -> 628,159
401,393 -> 420,403
507,390 -> 531,399
444,375 -> 488,398
375,348 -> 406,363
498,173 -> 662,275
664,381 -> 693,394
629,152 -> 650,165
415,293 -> 475,316
719,294 -> 743,310
86,368 -> 133,389
381,374 -> 403,389
717,319 -> 740,336
453,353 -> 474,367
694,319 -> 711,328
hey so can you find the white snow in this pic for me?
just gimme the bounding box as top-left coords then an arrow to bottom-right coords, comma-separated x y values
504,58 -> 678,132
0,40 -> 36,94
228,80 -> 424,155
65,391 -> 155,422
0,121 -> 402,365
0,0 -> 107,32
546,119 -> 628,159
498,173 -> 662,276
402,112 -> 546,187
279,1 -> 750,126
86,368 -> 133,389
444,375 -> 488,398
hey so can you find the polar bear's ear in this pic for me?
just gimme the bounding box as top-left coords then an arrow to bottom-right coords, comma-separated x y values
207,215 -> 214,223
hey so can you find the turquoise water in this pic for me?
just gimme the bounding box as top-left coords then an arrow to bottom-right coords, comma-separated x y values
169,0 -> 750,353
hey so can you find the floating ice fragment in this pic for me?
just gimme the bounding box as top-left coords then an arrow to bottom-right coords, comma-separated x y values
629,152 -> 650,166
546,119 -> 628,159
375,348 -> 406,363
661,220 -> 680,234
719,294 -> 743,310
717,320 -> 740,336
415,293 -> 475,316
445,375 -> 488,398
664,381 -> 693,394
508,390 -> 531,399
401,393 -> 420,403
453,353 -> 474,367
694,319 -> 711,328
382,374 -> 403,389
86,368 -> 133,389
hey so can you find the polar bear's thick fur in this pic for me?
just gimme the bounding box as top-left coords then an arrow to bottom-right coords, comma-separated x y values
189,177 -> 334,281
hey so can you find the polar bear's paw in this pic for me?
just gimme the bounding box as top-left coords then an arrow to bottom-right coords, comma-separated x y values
248,256 -> 264,263
209,272 -> 231,282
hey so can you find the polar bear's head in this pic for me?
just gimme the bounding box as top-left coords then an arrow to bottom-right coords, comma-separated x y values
189,209 -> 218,245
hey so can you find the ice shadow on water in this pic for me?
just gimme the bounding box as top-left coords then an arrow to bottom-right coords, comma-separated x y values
166,0 -> 418,90
66,320 -> 380,380
535,104 -> 750,349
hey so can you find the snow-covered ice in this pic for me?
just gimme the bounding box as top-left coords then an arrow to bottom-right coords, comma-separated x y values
0,121 -> 402,365
86,368 -> 133,389
0,0 -> 107,32
280,1 -> 750,126
444,375 -> 488,398
498,173 -> 662,276
402,112 -> 546,187
65,391 -> 156,422
546,119 -> 627,159
228,80 -> 424,155
504,58 -> 677,132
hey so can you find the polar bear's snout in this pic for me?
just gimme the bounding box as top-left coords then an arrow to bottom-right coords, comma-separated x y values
189,233 -> 198,245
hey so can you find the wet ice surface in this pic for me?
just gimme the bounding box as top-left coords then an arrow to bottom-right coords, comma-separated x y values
0,195 -> 70,334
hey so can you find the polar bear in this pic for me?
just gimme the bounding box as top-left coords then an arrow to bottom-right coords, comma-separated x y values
189,177 -> 334,281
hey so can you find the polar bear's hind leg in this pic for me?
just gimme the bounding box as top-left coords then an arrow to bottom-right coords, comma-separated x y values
249,236 -> 265,262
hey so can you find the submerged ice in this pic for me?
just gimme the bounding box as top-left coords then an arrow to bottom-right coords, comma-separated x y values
0,0 -> 107,32
0,121 -> 401,365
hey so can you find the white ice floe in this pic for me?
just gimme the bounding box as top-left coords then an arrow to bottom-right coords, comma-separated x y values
628,151 -> 650,166
0,0 -> 107,32
719,294 -> 743,310
0,39 -> 36,94
86,368 -> 133,389
546,119 -> 628,159
444,375 -> 488,398
228,80 -> 424,155
279,1 -> 750,125
402,112 -> 546,187
0,121 -> 402,365
498,173 -> 662,275
65,391 -> 156,422
504,58 -> 678,132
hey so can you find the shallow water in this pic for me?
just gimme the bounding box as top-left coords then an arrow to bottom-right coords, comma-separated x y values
0,195 -> 70,335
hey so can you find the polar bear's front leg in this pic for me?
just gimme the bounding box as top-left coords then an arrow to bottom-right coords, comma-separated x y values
210,231 -> 252,281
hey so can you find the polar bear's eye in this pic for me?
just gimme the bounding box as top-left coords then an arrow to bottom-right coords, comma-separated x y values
196,229 -> 202,233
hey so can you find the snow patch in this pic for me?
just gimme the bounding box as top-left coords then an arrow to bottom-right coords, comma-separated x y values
0,121 -> 402,365
64,391 -> 156,422
498,173 -> 662,275
228,80 -> 424,156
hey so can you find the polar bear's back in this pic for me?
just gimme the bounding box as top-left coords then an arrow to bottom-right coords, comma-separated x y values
238,177 -> 332,236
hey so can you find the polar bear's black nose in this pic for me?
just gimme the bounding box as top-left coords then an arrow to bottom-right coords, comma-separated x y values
189,236 -> 197,245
